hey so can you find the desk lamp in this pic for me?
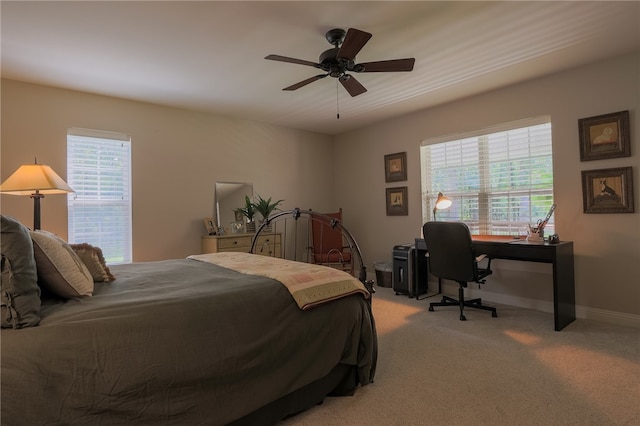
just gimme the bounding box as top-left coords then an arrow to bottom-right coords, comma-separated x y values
433,192 -> 452,221
0,159 -> 74,230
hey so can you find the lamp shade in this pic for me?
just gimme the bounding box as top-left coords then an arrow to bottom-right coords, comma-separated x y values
432,191 -> 452,221
434,192 -> 452,210
0,164 -> 74,195
1,162 -> 74,230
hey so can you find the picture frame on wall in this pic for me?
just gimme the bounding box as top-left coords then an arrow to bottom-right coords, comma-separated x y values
581,167 -> 634,214
578,110 -> 630,161
386,186 -> 408,216
384,152 -> 407,182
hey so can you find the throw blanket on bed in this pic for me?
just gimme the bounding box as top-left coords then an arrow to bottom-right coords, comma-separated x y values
188,252 -> 369,310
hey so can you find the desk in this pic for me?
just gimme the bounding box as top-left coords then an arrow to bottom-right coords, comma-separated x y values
415,237 -> 575,331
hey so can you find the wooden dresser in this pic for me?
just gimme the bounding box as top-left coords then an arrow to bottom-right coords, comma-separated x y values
201,233 -> 282,257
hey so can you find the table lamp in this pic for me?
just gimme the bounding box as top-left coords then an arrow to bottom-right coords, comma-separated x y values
0,159 -> 74,230
433,192 -> 452,221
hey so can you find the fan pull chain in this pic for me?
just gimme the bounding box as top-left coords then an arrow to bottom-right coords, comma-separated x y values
336,80 -> 340,119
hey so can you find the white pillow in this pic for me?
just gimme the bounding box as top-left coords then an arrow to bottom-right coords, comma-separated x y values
30,230 -> 93,298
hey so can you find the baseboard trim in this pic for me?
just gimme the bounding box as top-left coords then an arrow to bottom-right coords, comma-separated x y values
576,306 -> 640,329
439,281 -> 640,329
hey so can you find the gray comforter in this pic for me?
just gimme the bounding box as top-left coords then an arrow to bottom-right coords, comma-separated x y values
1,259 -> 376,425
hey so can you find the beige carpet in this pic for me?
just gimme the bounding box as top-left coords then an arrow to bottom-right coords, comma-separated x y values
284,287 -> 640,425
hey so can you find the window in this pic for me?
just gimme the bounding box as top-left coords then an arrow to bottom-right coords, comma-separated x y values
67,128 -> 132,264
420,117 -> 554,235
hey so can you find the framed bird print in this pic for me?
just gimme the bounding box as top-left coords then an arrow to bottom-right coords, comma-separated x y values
581,167 -> 634,213
386,186 -> 408,216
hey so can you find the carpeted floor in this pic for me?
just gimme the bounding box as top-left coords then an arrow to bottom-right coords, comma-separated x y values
284,287 -> 640,425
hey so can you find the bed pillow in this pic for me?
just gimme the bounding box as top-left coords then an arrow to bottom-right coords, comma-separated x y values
1,215 -> 41,328
30,230 -> 94,298
69,243 -> 115,282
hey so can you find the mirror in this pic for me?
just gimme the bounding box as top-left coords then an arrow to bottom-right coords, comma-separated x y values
215,181 -> 253,230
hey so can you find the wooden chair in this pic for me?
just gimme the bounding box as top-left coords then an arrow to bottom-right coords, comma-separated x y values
308,208 -> 353,275
250,208 -> 369,287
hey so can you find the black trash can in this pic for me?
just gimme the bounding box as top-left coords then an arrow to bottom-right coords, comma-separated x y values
374,261 -> 393,288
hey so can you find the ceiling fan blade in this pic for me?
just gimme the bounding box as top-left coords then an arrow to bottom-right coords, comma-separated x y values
283,74 -> 328,91
339,75 -> 367,97
265,54 -> 321,68
337,28 -> 372,61
356,58 -> 415,72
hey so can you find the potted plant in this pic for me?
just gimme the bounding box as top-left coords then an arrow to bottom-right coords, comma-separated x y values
234,195 -> 257,232
252,195 -> 284,231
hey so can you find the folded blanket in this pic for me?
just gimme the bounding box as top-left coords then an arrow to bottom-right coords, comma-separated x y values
188,252 -> 369,310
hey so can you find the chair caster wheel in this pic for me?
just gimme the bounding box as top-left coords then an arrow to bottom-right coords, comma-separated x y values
428,306 -> 434,312
460,315 -> 467,321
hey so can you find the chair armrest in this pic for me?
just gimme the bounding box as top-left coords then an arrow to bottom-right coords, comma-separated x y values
475,253 -> 492,274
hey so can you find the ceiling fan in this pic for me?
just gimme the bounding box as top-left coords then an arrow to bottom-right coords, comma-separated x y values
265,28 -> 415,97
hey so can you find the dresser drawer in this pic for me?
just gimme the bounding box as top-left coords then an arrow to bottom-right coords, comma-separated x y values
252,234 -> 282,257
254,234 -> 281,246
218,236 -> 253,250
254,243 -> 282,257
201,233 -> 282,255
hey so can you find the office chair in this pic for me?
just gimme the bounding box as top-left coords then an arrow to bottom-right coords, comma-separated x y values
423,221 -> 497,321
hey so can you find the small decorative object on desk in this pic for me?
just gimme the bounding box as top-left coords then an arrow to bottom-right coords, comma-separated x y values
528,203 -> 556,242
527,226 -> 544,242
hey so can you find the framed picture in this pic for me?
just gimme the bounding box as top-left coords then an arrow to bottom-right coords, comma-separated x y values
578,110 -> 630,161
204,217 -> 217,235
384,152 -> 407,182
581,167 -> 634,214
386,186 -> 408,216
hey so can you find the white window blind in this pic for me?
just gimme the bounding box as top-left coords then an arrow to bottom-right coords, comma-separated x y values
420,117 -> 554,235
67,128 -> 132,264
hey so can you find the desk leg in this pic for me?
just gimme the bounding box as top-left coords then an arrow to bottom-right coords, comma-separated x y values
553,243 -> 576,331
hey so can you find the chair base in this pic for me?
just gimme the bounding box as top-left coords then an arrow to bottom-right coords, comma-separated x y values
428,289 -> 498,321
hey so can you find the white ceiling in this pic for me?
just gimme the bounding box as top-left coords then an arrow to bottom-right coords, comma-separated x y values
2,1 -> 639,136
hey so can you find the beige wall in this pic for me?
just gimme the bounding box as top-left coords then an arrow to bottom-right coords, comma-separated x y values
1,80 -> 335,261
335,52 -> 640,321
2,52 -> 638,322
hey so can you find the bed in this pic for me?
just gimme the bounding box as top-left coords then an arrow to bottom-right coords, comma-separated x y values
0,211 -> 377,425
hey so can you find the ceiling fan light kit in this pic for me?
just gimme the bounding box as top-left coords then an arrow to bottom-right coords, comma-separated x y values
265,27 -> 415,98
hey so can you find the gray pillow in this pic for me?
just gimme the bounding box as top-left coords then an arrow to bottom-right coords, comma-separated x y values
1,215 -> 41,328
